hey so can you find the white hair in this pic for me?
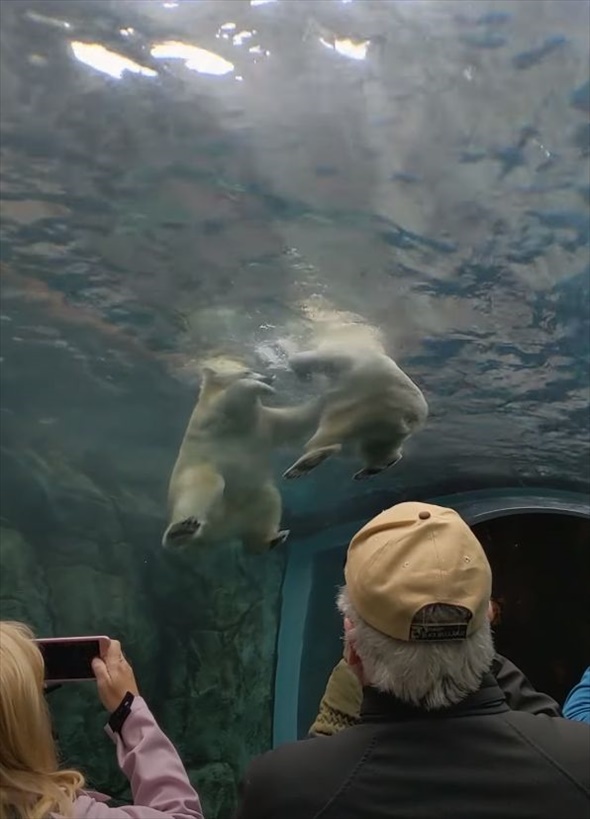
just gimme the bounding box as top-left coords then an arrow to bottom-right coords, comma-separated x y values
337,587 -> 495,711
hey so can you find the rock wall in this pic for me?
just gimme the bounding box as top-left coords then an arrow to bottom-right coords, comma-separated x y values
0,443 -> 286,819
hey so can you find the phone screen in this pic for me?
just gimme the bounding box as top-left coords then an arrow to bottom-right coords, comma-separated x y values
37,639 -> 100,682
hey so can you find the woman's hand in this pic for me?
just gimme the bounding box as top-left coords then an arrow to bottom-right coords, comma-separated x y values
92,639 -> 140,713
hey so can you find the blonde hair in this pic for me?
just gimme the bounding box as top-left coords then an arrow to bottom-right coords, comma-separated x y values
0,621 -> 85,819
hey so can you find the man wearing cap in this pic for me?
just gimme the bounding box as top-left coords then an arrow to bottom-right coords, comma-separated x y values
235,502 -> 590,819
307,648 -> 564,738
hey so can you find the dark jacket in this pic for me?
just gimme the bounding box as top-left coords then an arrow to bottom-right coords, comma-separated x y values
236,672 -> 590,819
491,652 -> 563,716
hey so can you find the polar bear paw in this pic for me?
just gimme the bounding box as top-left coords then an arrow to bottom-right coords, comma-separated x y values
353,452 -> 403,481
283,446 -> 340,479
269,529 -> 290,549
164,516 -> 202,547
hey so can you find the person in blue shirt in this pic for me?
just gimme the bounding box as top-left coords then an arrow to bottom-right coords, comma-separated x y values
563,667 -> 590,724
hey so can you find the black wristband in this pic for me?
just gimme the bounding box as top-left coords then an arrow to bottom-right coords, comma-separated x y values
108,691 -> 135,734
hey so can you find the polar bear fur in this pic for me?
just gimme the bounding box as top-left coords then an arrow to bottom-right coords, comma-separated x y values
162,363 -> 321,554
283,337 -> 428,480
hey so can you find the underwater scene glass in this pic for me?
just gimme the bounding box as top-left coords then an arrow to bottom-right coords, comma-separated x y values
0,1 -> 588,817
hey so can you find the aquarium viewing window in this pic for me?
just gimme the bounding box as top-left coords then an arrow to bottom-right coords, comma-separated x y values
273,488 -> 590,747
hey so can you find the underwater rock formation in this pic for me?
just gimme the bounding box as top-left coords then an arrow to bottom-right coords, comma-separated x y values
0,442 -> 285,819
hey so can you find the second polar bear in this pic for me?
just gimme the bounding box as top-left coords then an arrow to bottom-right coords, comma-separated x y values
283,337 -> 428,480
162,363 -> 321,554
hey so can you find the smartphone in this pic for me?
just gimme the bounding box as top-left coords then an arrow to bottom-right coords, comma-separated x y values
35,636 -> 110,683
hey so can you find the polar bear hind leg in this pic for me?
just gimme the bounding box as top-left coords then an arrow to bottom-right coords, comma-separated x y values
241,481 -> 290,554
163,465 -> 225,550
283,426 -> 343,479
283,445 -> 342,479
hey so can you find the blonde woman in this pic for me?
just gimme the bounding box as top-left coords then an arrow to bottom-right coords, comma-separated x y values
0,621 -> 203,819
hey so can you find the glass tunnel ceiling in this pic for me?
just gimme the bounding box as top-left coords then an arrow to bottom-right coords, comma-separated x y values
1,0 -> 589,526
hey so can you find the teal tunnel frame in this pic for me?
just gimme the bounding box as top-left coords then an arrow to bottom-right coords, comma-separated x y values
272,487 -> 590,748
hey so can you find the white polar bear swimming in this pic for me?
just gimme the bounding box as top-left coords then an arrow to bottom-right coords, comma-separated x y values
282,338 -> 428,481
162,364 -> 321,554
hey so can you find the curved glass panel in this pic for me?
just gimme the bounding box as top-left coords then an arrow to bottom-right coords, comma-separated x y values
1,2 -> 588,816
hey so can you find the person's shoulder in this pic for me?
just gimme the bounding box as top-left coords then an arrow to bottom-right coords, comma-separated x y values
52,792 -> 110,819
503,710 -> 590,784
238,726 -> 376,818
247,724 -> 375,785
506,708 -> 590,738
251,731 -> 344,767
238,740 -> 323,818
563,666 -> 590,723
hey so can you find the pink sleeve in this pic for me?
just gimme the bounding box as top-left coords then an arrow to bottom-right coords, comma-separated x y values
71,697 -> 203,819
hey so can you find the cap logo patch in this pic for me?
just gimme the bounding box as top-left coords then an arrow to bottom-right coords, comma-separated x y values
409,622 -> 469,641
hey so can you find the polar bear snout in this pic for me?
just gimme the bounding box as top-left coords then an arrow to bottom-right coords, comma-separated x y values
251,371 -> 275,386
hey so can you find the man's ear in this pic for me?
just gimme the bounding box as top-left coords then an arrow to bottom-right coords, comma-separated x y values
343,617 -> 362,670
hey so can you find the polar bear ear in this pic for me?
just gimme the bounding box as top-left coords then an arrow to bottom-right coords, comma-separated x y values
200,366 -> 220,385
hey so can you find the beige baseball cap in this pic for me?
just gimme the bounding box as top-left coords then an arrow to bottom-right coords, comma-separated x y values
344,502 -> 492,642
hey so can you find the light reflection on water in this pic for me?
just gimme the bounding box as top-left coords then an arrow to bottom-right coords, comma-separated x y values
0,0 -> 588,499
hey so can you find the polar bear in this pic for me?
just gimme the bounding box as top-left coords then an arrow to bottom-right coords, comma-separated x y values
162,363 -> 321,554
282,338 -> 428,480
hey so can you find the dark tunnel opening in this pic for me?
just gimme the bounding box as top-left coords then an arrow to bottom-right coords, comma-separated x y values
472,512 -> 590,706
